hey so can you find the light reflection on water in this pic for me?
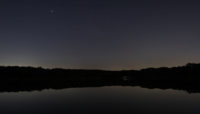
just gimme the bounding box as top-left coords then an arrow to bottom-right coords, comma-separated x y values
0,86 -> 200,114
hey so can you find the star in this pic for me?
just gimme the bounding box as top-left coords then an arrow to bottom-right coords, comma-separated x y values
50,9 -> 55,14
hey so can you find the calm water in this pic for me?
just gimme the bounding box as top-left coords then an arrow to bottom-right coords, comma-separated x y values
0,86 -> 200,114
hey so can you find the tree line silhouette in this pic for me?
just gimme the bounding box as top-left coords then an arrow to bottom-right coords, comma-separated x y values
0,63 -> 200,93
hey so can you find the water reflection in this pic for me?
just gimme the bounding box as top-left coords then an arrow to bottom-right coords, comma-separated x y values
0,86 -> 200,114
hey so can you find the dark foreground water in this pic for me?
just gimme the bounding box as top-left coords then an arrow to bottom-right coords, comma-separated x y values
0,86 -> 200,114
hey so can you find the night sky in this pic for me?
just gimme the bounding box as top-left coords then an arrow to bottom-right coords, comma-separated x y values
1,0 -> 200,70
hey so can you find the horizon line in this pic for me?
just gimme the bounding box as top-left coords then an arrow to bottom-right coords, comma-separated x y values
0,62 -> 198,71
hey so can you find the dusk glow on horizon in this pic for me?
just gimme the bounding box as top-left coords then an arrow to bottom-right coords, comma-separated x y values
1,0 -> 200,70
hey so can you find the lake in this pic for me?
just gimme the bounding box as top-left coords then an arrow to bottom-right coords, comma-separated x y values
0,86 -> 200,114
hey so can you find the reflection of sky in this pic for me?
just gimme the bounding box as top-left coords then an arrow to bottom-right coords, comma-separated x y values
0,86 -> 199,113
1,1 -> 200,70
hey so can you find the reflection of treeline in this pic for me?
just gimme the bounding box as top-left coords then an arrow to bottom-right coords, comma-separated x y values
1,63 -> 200,93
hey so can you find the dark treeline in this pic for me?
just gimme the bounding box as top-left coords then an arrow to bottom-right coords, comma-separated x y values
1,63 -> 200,93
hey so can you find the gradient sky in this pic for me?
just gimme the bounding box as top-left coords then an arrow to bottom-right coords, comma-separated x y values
1,0 -> 200,70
